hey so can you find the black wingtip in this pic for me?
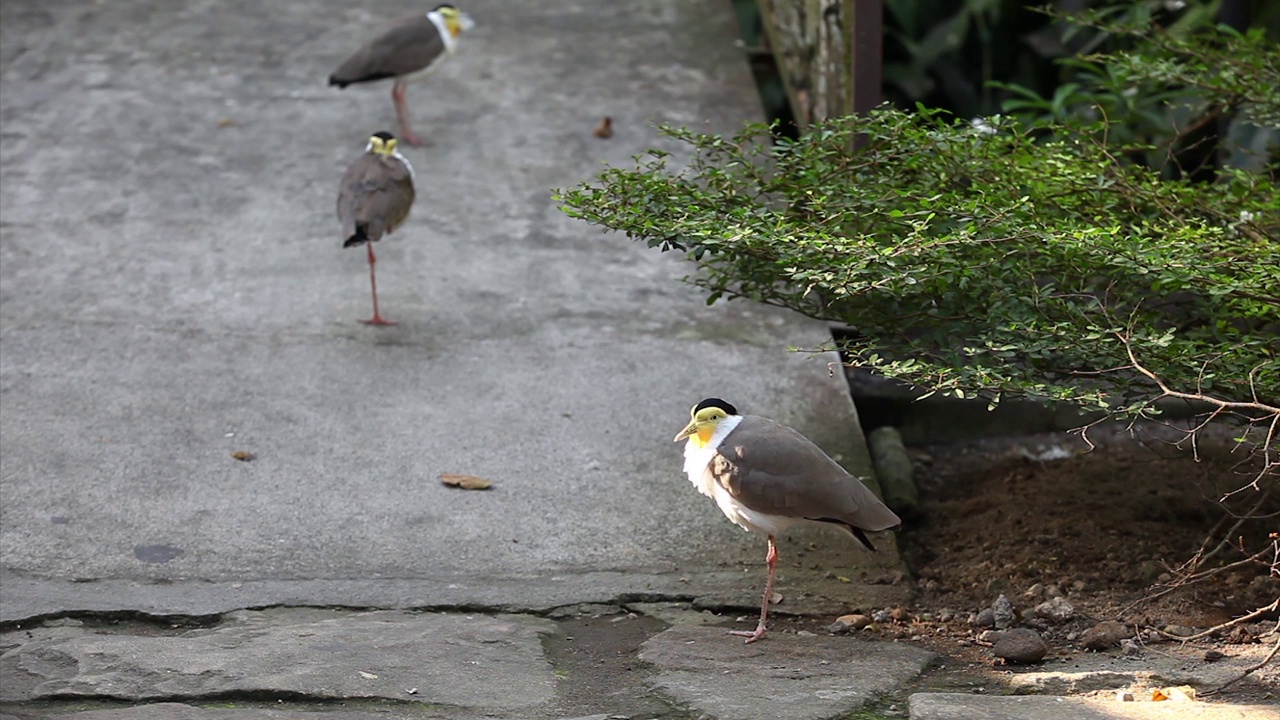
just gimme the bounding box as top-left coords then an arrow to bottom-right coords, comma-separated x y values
851,527 -> 878,552
329,75 -> 348,88
343,224 -> 369,248
809,517 -> 880,551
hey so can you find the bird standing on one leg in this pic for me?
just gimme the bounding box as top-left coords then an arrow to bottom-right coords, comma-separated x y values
674,398 -> 902,643
337,131 -> 415,326
329,5 -> 475,147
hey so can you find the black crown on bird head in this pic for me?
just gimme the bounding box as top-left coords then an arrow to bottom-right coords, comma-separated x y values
694,398 -> 738,415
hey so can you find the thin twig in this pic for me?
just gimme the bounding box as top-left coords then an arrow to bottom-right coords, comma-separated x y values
1157,599 -> 1280,642
1202,634 -> 1280,697
1121,547 -> 1273,615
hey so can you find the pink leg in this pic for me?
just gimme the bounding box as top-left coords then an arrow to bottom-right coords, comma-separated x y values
360,243 -> 396,326
730,536 -> 777,644
391,80 -> 424,146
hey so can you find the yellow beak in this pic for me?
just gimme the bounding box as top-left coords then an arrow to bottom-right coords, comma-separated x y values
673,420 -> 698,443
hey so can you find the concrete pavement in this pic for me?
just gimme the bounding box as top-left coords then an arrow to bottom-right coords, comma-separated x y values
0,0 -> 900,622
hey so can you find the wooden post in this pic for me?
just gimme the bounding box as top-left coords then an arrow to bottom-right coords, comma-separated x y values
758,0 -> 882,131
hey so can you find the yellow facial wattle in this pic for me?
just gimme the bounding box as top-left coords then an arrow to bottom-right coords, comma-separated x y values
694,427 -> 714,447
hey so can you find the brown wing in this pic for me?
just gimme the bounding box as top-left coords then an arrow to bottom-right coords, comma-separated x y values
710,415 -> 901,532
329,14 -> 446,86
336,154 -> 415,246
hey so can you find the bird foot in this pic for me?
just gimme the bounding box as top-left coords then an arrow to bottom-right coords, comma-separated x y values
359,317 -> 398,327
398,130 -> 427,147
729,625 -> 768,644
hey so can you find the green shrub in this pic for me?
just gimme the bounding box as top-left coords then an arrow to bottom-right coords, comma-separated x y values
558,17 -> 1278,477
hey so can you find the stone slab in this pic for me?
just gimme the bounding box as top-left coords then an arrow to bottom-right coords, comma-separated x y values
638,624 -> 936,720
909,693 -> 1278,720
1007,650 -> 1276,694
0,610 -> 555,710
1,705 -> 420,720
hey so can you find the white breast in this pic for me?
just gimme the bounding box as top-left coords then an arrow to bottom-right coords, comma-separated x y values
682,415 -> 740,495
682,416 -> 797,537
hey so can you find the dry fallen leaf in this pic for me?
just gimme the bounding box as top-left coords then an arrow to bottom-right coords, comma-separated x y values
231,451 -> 256,462
593,116 -> 614,139
217,118 -> 236,128
1152,685 -> 1196,702
440,473 -> 494,490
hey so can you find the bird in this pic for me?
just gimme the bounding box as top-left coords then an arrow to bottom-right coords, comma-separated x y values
329,5 -> 475,147
674,398 -> 902,643
337,131 -> 416,326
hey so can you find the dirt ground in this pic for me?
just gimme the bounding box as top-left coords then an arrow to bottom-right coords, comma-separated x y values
882,419 -> 1279,701
906,422 -> 1275,619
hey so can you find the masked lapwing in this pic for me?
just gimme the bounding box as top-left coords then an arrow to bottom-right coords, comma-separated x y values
337,131 -> 415,326
329,5 -> 475,146
674,398 -> 902,643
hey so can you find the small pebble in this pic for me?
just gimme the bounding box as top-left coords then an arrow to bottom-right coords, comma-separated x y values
992,594 -> 1015,630
829,614 -> 872,634
1080,620 -> 1130,650
1034,596 -> 1075,623
992,628 -> 1048,664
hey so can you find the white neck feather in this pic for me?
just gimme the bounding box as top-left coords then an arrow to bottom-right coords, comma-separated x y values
682,414 -> 743,475
392,149 -> 415,182
426,11 -> 460,53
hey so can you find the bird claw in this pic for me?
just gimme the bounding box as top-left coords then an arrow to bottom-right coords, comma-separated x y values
729,626 -> 767,644
359,317 -> 398,327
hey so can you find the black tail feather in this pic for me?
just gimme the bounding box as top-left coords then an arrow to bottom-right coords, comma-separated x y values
809,517 -> 879,551
850,527 -> 877,552
344,223 -> 369,248
329,72 -> 395,88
